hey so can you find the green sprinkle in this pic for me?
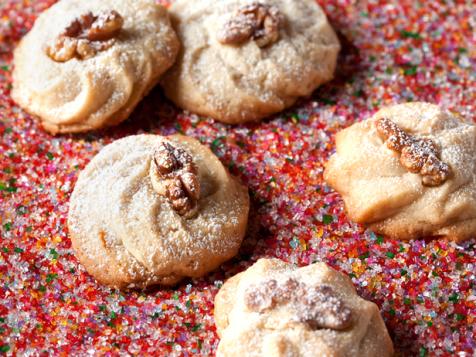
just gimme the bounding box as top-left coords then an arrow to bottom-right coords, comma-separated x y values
455,313 -> 465,321
386,252 -> 395,259
185,300 -> 192,308
26,226 -> 32,232
400,30 -> 421,39
458,47 -> 467,54
2,247 -> 9,253
322,215 -> 333,224
14,247 -> 23,253
0,327 -> 5,334
0,66 -> 9,71
419,347 -> 427,357
197,339 -> 203,350
211,137 -> 225,152
359,252 -> 369,260
151,312 -> 161,320
449,293 -> 458,303
400,269 -> 407,276
376,235 -> 384,244
192,323 -> 201,332
46,273 -> 58,283
432,271 -> 439,277
0,345 -> 10,353
320,98 -> 336,105
5,186 -> 17,193
50,249 -> 59,260
353,89 -> 364,97
110,311 -> 117,319
404,66 -> 418,76
99,305 -> 107,312
3,223 -> 11,232
173,293 -> 179,300
399,244 -> 405,252
0,318 -> 5,323
389,308 -> 396,316
404,297 -> 411,305
38,285 -> 46,292
427,321 -> 433,327
46,152 -> 54,160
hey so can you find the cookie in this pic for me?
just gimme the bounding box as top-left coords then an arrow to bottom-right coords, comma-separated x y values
68,134 -> 250,289
214,258 -> 394,357
161,0 -> 340,124
325,102 -> 476,241
12,0 -> 179,134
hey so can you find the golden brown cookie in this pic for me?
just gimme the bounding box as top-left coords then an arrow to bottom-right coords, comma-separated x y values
325,102 -> 476,241
68,134 -> 250,289
12,0 -> 179,134
214,258 -> 394,357
161,0 -> 340,124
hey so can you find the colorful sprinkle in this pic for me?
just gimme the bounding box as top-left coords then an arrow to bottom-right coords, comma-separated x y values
0,0 -> 475,355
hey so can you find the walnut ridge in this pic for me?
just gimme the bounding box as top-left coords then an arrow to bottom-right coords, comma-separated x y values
245,278 -> 352,330
46,10 -> 124,62
151,141 -> 200,217
376,118 -> 451,187
218,2 -> 284,48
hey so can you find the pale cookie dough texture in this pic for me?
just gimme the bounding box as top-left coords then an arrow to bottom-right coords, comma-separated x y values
215,258 -> 394,357
162,0 -> 340,124
12,0 -> 179,134
68,135 -> 250,289
325,102 -> 476,241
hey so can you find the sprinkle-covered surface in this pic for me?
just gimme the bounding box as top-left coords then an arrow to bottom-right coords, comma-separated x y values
0,0 -> 475,355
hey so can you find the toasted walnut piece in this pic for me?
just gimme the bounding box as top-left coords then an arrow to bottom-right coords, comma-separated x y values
218,2 -> 284,48
245,279 -> 278,312
87,11 -> 124,41
151,141 -> 201,217
376,118 -> 451,187
299,285 -> 352,330
46,36 -> 78,62
244,278 -> 353,331
46,10 -> 124,62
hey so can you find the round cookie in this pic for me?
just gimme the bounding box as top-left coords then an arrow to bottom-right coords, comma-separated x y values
12,0 -> 179,134
325,102 -> 476,241
68,134 -> 250,289
214,258 -> 394,357
161,0 -> 340,124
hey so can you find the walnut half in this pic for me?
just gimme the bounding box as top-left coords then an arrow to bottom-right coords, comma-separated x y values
245,278 -> 352,330
46,10 -> 124,62
375,118 -> 451,187
218,2 -> 284,48
150,141 -> 200,218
